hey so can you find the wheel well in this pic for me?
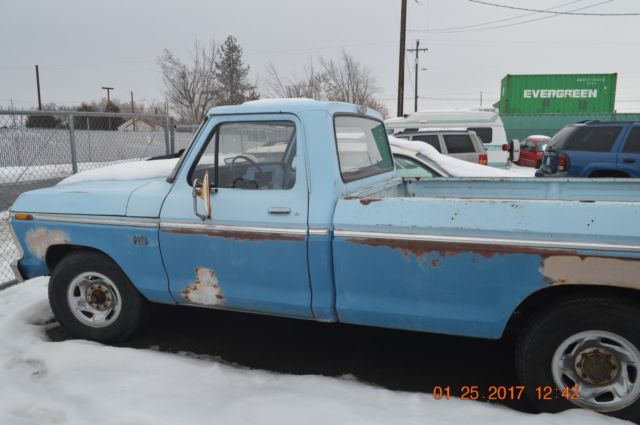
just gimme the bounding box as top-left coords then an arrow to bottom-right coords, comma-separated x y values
589,170 -> 629,178
45,245 -> 109,274
506,284 -> 640,335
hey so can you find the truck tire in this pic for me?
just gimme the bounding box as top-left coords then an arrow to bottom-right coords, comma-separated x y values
48,251 -> 148,343
516,297 -> 640,422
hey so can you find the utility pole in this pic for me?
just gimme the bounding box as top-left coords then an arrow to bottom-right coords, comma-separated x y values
130,91 -> 136,131
407,40 -> 428,112
35,65 -> 42,111
480,91 -> 483,107
397,0 -> 408,117
101,86 -> 114,129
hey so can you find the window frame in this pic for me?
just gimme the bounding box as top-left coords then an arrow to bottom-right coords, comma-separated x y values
333,113 -> 394,183
187,119 -> 298,190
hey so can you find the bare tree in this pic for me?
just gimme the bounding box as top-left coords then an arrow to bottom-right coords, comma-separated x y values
264,51 -> 389,118
158,40 -> 217,123
265,61 -> 325,99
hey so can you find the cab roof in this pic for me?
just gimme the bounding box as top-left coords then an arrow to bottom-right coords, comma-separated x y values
208,98 -> 383,119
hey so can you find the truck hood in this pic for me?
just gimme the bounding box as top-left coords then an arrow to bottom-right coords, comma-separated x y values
11,159 -> 178,217
11,177 -> 172,217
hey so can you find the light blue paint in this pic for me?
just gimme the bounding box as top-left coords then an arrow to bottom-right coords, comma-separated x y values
9,99 -> 640,341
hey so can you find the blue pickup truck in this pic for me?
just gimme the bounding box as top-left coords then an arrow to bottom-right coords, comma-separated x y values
9,100 -> 640,420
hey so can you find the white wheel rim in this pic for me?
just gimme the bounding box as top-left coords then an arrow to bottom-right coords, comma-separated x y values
552,330 -> 640,412
66,272 -> 122,328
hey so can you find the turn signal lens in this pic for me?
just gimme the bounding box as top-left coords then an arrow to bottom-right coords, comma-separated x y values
479,154 -> 488,166
14,214 -> 33,221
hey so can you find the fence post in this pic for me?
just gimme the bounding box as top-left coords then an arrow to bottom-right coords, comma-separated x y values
163,116 -> 171,155
169,117 -> 176,154
68,113 -> 78,174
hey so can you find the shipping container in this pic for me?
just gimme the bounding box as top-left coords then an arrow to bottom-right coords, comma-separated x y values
499,74 -> 617,114
501,112 -> 640,142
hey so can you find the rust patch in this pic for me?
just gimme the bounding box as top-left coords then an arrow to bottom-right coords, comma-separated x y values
359,198 -> 382,206
161,228 -> 304,242
182,267 -> 225,306
26,228 -> 69,259
346,237 -> 578,260
541,256 -> 640,289
430,259 -> 438,268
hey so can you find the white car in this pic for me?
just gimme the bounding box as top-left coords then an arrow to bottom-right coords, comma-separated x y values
390,136 -> 521,178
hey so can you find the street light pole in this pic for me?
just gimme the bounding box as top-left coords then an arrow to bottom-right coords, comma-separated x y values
397,0 -> 407,117
101,86 -> 114,129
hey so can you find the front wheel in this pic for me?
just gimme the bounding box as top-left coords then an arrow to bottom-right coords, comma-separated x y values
516,297 -> 640,422
49,251 -> 148,343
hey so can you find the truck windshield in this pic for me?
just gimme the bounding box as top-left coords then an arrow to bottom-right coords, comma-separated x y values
334,115 -> 393,182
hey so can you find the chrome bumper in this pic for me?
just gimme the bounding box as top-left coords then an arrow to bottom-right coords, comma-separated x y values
10,259 -> 25,282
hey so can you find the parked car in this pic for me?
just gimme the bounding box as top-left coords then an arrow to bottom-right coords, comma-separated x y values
9,100 -> 640,420
385,107 -> 510,167
389,136 -> 519,178
393,128 -> 488,165
537,121 -> 640,177
516,135 -> 551,168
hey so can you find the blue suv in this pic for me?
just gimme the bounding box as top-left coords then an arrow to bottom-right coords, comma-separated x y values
537,121 -> 640,177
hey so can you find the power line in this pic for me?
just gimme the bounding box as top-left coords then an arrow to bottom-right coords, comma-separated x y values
408,0 -> 585,32
420,0 -> 615,33
469,0 -> 640,16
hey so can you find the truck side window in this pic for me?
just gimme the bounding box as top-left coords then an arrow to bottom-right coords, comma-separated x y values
468,127 -> 492,143
443,134 -> 475,154
412,135 -> 442,152
565,127 -> 621,152
334,115 -> 394,182
622,127 -> 640,153
191,121 -> 297,190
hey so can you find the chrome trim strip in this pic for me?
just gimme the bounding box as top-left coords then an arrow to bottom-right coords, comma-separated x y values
334,230 -> 640,253
160,221 -> 308,236
31,214 -> 159,228
308,229 -> 331,236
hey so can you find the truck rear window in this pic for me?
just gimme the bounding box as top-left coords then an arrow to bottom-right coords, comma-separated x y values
622,127 -> 640,153
334,115 -> 393,182
443,134 -> 475,154
552,126 -> 621,152
412,134 -> 442,152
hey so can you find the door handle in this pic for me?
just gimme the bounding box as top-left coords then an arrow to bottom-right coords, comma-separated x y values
268,207 -> 291,214
623,158 -> 636,164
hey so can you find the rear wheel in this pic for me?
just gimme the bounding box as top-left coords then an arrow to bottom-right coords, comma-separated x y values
516,297 -> 640,422
49,251 -> 148,343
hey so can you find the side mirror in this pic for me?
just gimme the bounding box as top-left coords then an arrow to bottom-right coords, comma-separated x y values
192,170 -> 212,221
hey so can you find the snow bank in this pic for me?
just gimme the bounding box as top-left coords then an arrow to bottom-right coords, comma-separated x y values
0,279 -> 625,425
505,163 -> 538,177
58,158 -> 179,185
389,136 -> 521,178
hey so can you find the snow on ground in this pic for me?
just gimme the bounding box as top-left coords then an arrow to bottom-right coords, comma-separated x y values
58,158 -> 179,185
0,279 -> 627,425
505,163 -> 538,177
0,210 -> 18,282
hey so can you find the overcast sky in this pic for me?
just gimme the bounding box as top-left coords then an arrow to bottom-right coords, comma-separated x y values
1,0 -> 639,116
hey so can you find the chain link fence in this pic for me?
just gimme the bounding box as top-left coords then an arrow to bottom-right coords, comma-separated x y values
0,110 -> 181,284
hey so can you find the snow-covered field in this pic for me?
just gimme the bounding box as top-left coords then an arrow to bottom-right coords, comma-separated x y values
0,279 -> 628,425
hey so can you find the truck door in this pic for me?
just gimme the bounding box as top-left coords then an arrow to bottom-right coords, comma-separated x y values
618,126 -> 640,177
159,115 -> 312,318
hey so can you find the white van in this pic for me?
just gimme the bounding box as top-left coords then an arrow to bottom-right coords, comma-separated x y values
385,107 -> 509,168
